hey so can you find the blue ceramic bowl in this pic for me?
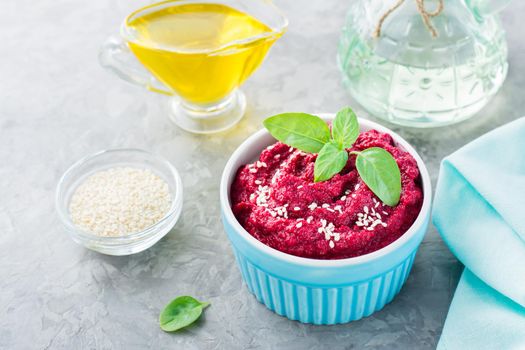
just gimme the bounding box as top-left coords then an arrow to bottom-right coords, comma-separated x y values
220,116 -> 431,324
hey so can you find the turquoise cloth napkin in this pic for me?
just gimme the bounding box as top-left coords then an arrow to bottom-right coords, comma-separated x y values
433,117 -> 525,350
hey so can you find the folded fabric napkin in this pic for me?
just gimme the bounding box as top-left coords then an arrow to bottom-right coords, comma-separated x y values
433,117 -> 525,350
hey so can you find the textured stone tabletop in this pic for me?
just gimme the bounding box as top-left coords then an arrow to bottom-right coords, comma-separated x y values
2,1 -> 524,349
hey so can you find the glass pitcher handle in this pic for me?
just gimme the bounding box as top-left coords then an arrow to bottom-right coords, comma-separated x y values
465,0 -> 511,16
98,35 -> 173,96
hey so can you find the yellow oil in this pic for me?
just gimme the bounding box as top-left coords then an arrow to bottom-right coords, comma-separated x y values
126,3 -> 279,104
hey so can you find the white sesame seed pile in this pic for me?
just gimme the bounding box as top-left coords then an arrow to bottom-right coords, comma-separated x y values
250,185 -> 271,207
69,167 -> 172,237
356,199 -> 388,231
250,185 -> 290,218
317,219 -> 340,248
248,161 -> 267,173
272,205 -> 289,218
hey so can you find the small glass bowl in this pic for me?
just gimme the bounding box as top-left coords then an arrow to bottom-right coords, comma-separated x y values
56,149 -> 183,256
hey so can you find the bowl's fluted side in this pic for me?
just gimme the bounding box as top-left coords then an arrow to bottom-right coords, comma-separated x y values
234,248 -> 416,324
222,211 -> 428,324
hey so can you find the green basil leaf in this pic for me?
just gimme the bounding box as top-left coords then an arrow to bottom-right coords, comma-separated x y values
263,113 -> 331,153
355,147 -> 401,206
314,142 -> 349,182
159,296 -> 210,332
332,106 -> 359,149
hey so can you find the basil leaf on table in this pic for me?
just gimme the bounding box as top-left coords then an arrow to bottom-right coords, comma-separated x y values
354,147 -> 401,206
332,106 -> 359,149
159,296 -> 210,332
263,112 -> 331,153
314,142 -> 349,182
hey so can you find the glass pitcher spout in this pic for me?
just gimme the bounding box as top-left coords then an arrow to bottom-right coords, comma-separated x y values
204,0 -> 288,54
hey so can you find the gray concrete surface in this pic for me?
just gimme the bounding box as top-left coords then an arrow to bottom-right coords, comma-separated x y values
1,0 -> 524,349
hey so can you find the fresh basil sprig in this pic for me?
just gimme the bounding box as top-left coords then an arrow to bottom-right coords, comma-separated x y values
159,296 -> 210,332
263,107 -> 402,206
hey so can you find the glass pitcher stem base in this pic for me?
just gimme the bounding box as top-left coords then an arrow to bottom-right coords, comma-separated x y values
169,90 -> 246,134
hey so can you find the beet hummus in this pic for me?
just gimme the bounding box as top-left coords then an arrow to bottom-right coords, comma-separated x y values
230,130 -> 423,259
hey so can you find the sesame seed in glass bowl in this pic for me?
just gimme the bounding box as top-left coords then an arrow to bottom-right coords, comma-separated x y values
55,149 -> 183,256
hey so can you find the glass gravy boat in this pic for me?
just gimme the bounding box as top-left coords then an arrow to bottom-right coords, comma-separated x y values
100,0 -> 287,134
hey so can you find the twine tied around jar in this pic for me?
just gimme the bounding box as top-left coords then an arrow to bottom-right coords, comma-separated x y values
373,0 -> 444,38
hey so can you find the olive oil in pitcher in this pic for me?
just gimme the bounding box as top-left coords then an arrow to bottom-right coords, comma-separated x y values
126,3 -> 279,105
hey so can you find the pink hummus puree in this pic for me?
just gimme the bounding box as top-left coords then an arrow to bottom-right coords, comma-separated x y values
230,130 -> 423,259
